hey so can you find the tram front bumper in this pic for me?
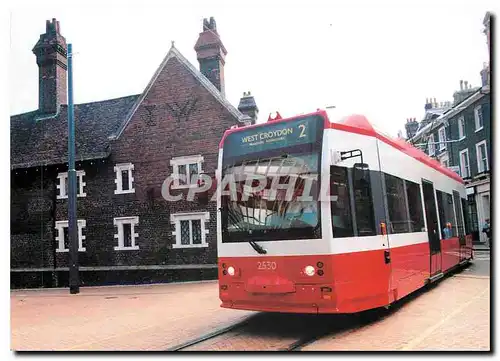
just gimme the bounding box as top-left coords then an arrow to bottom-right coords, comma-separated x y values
219,282 -> 339,314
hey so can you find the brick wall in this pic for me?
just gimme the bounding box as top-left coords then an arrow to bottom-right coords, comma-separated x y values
11,53 -> 240,288
110,55 -> 239,267
11,169 -> 56,269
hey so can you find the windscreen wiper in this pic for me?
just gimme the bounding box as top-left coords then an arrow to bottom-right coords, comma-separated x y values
249,240 -> 267,254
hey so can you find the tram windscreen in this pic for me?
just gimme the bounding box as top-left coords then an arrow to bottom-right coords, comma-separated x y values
220,115 -> 324,243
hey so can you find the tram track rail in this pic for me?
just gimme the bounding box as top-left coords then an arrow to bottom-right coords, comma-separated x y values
166,309 -> 387,352
165,315 -> 255,351
166,282 -> 441,352
282,310 -> 385,351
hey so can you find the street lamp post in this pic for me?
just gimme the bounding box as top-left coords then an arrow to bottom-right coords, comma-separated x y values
67,43 -> 79,294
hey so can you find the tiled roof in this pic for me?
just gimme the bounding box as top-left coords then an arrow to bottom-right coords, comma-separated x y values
11,44 -> 245,169
112,45 -> 245,139
410,89 -> 483,142
10,95 -> 139,169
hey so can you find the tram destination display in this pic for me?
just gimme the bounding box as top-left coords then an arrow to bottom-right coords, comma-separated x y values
223,115 -> 322,157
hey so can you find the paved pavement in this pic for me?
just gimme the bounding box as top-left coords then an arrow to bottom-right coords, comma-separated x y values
11,281 -> 254,351
11,259 -> 490,351
473,244 -> 490,251
302,267 -> 490,351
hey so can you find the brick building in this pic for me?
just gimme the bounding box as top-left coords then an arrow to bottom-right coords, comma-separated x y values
10,17 -> 258,288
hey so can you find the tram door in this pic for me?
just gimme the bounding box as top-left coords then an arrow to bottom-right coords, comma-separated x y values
421,180 -> 442,277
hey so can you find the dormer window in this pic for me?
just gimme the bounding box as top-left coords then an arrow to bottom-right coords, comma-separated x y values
114,163 -> 135,194
438,127 -> 446,151
428,134 -> 435,156
474,105 -> 484,131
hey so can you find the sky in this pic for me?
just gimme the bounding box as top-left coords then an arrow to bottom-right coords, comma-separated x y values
8,0 -> 495,137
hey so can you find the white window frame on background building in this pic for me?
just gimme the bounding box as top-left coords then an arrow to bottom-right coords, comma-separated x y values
458,116 -> 466,140
55,220 -> 86,252
56,170 -> 86,199
114,163 -> 135,194
475,140 -> 489,173
170,212 -> 210,249
428,134 -> 435,156
459,149 -> 470,178
113,216 -> 139,250
440,154 -> 449,168
474,105 -> 484,132
170,155 -> 204,189
438,127 -> 446,151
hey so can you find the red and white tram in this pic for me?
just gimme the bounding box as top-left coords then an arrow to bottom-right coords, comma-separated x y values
216,110 -> 473,314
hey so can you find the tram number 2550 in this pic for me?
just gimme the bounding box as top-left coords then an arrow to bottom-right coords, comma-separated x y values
257,261 -> 277,270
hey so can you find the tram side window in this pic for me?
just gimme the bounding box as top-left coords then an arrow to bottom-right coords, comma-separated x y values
436,190 -> 457,239
405,180 -> 425,232
352,165 -> 376,236
453,191 -> 465,237
461,198 -> 472,235
385,174 -> 410,234
330,166 -> 354,237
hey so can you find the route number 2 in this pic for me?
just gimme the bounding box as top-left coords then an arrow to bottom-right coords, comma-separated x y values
257,261 -> 277,270
298,124 -> 306,138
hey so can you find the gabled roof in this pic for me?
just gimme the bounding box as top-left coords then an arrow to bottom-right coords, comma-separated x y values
111,44 -> 245,139
11,43 -> 246,170
10,95 -> 139,169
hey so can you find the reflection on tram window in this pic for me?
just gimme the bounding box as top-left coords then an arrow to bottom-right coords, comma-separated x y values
221,148 -> 321,243
330,166 -> 354,237
436,190 -> 457,239
385,174 -> 410,234
353,166 -> 376,236
453,191 -> 466,237
405,180 -> 425,232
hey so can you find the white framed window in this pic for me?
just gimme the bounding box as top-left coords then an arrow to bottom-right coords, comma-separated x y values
56,171 -> 86,199
440,154 -> 449,168
438,127 -> 446,151
114,163 -> 135,194
55,220 -> 86,252
171,212 -> 210,248
458,116 -> 466,140
474,105 -> 484,131
476,140 -> 489,173
428,134 -> 435,156
114,216 -> 139,250
459,149 -> 470,178
170,155 -> 204,189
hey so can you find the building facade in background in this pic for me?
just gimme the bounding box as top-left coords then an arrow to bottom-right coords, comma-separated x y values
10,17 -> 259,288
406,12 -> 491,245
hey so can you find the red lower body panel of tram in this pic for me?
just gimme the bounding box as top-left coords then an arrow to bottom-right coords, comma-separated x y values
218,240 -> 472,314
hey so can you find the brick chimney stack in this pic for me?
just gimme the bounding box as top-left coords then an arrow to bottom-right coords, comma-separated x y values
424,98 -> 433,110
405,117 -> 419,139
194,17 -> 227,96
237,91 -> 259,125
32,18 -> 68,115
483,12 -> 491,59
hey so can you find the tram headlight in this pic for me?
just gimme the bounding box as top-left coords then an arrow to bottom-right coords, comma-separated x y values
304,265 -> 315,276
227,266 -> 235,276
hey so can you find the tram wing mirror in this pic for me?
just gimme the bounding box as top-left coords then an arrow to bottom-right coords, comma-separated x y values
331,151 -> 342,165
353,163 -> 370,182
